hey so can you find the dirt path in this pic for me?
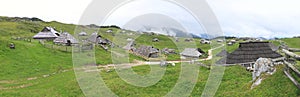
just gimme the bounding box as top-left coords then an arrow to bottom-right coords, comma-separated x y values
0,84 -> 34,90
94,44 -> 225,71
200,44 -> 225,61
0,69 -> 71,90
0,44 -> 226,89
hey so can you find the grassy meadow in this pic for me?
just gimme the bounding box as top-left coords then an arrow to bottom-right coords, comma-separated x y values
0,16 -> 299,96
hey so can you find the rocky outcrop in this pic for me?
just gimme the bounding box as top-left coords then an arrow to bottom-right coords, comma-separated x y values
251,58 -> 276,89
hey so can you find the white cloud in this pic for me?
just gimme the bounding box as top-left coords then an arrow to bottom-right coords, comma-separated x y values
0,0 -> 299,38
0,0 -> 92,24
207,0 -> 300,38
102,0 -> 206,35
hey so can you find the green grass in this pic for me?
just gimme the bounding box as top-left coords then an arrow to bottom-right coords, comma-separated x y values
226,43 -> 239,53
98,64 -> 299,97
0,71 -> 84,97
1,63 -> 299,96
0,40 -> 72,80
295,52 -> 300,55
271,40 -> 281,46
296,61 -> 300,70
0,18 -> 84,96
0,40 -> 83,97
0,16 -> 300,96
282,38 -> 300,48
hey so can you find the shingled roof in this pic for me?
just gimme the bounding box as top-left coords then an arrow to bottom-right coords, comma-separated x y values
226,42 -> 283,64
78,32 -> 87,36
53,32 -> 78,44
87,32 -> 99,43
134,45 -> 159,58
123,41 -> 135,50
33,27 -> 59,39
180,48 -> 202,58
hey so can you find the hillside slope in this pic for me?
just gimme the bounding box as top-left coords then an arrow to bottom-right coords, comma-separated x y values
0,16 -> 299,96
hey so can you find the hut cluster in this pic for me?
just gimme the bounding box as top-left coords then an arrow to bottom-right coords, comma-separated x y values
122,37 -> 206,59
224,37 -> 265,46
122,40 -> 160,59
32,27 -> 115,51
33,27 -> 78,46
87,32 -> 114,50
200,39 -> 211,44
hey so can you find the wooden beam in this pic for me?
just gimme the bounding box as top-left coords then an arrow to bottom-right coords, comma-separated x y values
282,49 -> 300,60
288,48 -> 300,52
284,61 -> 300,77
284,69 -> 300,89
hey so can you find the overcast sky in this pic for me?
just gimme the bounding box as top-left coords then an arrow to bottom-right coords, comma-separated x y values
0,0 -> 299,38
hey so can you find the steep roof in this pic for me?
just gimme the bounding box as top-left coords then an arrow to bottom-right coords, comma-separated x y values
53,32 -> 78,44
123,41 -> 135,50
134,45 -> 159,58
87,32 -> 99,43
180,48 -> 202,58
33,27 -> 59,39
78,32 -> 87,36
226,42 -> 283,64
98,37 -> 110,44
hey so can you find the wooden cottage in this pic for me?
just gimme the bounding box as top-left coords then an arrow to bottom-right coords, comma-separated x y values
53,32 -> 78,46
123,41 -> 135,51
98,37 -> 111,50
152,38 -> 159,42
230,39 -> 237,43
200,39 -> 211,44
87,32 -> 100,43
225,42 -> 283,67
184,38 -> 193,42
227,42 -> 233,46
106,29 -> 113,33
180,48 -> 203,58
162,48 -> 176,54
98,37 -> 112,45
33,27 -> 60,40
133,45 -> 159,58
78,32 -> 88,36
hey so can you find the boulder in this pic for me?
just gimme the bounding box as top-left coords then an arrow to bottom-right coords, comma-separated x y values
251,58 -> 276,89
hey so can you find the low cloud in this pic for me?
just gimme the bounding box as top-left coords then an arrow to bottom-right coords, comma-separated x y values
208,0 -> 300,38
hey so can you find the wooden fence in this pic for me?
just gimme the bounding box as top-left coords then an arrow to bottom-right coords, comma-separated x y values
11,37 -> 32,42
288,48 -> 300,52
39,41 -> 74,52
39,41 -> 94,53
284,69 -> 300,89
283,47 -> 300,89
